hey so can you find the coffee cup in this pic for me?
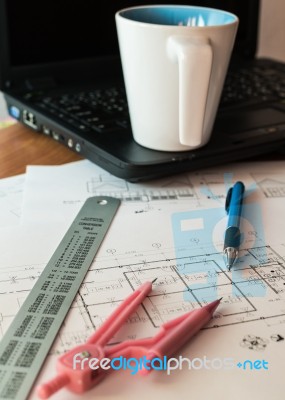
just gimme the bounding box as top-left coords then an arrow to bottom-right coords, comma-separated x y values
116,5 -> 238,151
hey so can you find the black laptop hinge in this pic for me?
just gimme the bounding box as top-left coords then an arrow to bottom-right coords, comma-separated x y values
25,77 -> 57,91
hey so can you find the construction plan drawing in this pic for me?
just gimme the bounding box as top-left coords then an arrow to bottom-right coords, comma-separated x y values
0,160 -> 285,399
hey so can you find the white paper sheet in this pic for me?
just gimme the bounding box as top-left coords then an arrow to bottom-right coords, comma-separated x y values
0,218 -> 284,400
1,159 -> 285,399
0,174 -> 24,226
22,159 -> 273,226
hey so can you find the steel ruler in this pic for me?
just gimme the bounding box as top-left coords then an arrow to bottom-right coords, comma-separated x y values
0,196 -> 120,400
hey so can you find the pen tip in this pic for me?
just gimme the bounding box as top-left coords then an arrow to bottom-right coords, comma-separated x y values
224,247 -> 237,270
151,278 -> 158,284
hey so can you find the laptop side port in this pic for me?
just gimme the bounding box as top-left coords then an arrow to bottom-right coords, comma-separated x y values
23,109 -> 39,130
51,130 -> 60,141
51,130 -> 65,142
42,126 -> 50,135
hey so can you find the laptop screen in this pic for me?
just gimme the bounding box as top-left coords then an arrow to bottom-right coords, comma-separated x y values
5,0 -> 257,68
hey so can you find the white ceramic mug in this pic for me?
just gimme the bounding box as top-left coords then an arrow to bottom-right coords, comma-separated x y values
116,5 -> 238,151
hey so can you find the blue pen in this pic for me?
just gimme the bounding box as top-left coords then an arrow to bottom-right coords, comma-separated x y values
223,181 -> 245,270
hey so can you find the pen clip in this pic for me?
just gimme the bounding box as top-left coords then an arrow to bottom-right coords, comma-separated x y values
225,187 -> 233,214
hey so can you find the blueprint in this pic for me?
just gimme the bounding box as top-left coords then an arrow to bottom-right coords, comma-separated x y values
0,160 -> 285,399
0,211 -> 285,399
253,172 -> 285,198
1,211 -> 285,350
21,160 -> 262,226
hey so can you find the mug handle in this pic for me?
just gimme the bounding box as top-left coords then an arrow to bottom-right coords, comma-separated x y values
167,36 -> 213,147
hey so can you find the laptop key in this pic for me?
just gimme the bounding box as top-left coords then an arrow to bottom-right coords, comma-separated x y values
91,121 -> 123,133
116,119 -> 131,129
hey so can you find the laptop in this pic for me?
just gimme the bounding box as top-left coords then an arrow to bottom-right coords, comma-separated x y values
1,0 -> 285,182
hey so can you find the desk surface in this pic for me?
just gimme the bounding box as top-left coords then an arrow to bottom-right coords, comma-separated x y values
0,123 -> 82,179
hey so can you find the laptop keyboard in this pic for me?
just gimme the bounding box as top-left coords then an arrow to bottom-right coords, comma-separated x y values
35,63 -> 285,134
221,65 -> 285,106
36,86 -> 130,134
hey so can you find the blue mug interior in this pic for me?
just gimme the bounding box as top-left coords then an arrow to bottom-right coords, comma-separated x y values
119,6 -> 237,27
